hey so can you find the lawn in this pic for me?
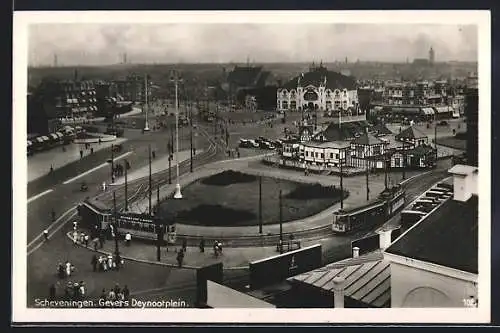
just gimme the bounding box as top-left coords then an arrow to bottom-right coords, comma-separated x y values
158,170 -> 347,227
437,136 -> 467,150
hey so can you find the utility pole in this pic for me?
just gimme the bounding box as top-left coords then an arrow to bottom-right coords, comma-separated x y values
259,176 -> 263,234
434,112 -> 438,165
279,189 -> 283,252
124,160 -> 128,211
384,153 -> 389,190
402,140 -> 406,180
340,149 -> 344,210
157,185 -> 160,213
112,191 -> 120,262
110,144 -> 115,183
190,102 -> 194,173
171,70 -> 183,199
148,144 -> 152,215
144,74 -> 150,131
169,123 -> 173,184
366,147 -> 370,201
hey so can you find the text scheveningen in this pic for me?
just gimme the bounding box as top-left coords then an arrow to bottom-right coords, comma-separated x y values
34,298 -> 189,308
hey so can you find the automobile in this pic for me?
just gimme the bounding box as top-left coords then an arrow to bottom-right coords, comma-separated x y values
438,120 -> 449,126
260,141 -> 275,150
239,139 -> 254,148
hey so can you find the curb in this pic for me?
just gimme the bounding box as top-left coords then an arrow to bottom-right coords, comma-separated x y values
65,232 -> 249,270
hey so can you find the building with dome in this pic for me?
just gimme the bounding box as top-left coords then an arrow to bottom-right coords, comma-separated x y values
276,63 -> 359,114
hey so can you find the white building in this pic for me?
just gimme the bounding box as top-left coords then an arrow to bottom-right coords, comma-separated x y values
277,63 -> 359,113
384,164 -> 478,307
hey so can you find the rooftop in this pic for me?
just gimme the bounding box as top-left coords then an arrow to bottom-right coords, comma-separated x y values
282,65 -> 357,91
395,126 -> 428,140
288,250 -> 391,308
448,164 -> 478,176
351,132 -> 384,146
385,195 -> 478,274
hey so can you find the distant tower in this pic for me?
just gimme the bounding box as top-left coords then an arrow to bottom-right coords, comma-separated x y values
53,53 -> 58,67
123,52 -> 127,64
429,47 -> 435,64
345,57 -> 348,64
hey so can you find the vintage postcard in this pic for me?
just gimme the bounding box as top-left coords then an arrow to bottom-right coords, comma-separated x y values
12,10 -> 491,324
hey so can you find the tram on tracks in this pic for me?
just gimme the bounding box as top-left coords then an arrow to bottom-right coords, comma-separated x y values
77,198 -> 177,244
332,185 -> 406,234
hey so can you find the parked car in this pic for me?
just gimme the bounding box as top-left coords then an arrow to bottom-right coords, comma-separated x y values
438,120 -> 449,126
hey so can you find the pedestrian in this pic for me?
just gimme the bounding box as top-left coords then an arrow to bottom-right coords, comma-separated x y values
125,232 -> 131,246
72,231 -> 78,244
91,254 -> 98,272
73,221 -> 78,230
43,229 -> 49,241
49,284 -> 56,301
107,289 -> 116,301
84,234 -> 89,247
107,255 -> 113,270
65,261 -> 72,277
50,165 -> 54,173
79,281 -> 86,299
57,262 -> 65,279
182,239 -> 187,252
80,150 -> 83,159
98,138 -> 102,144
90,147 -> 94,154
199,238 -> 205,253
98,256 -> 104,272
152,150 -> 156,159
113,284 -> 121,296
99,235 -> 104,249
100,289 -> 107,300
122,285 -> 130,301
176,251 -> 184,268
93,239 -> 98,251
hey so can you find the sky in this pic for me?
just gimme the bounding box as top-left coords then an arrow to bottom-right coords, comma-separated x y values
28,23 -> 478,66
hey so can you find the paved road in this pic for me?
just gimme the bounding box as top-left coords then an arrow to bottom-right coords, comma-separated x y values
25,127 -> 223,307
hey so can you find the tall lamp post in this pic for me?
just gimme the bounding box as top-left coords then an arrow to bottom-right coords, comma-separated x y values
279,189 -> 283,254
171,70 -> 183,199
112,191 -> 120,269
143,74 -> 150,132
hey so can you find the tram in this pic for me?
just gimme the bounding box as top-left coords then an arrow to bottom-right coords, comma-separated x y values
77,199 -> 177,244
332,185 -> 406,234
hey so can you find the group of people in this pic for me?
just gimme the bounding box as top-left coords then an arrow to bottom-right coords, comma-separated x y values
91,253 -> 123,272
49,281 -> 87,301
57,261 -> 76,279
100,284 -> 130,302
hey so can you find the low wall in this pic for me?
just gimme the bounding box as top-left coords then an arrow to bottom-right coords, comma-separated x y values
73,133 -> 117,144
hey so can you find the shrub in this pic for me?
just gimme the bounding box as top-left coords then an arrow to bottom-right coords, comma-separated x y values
201,170 -> 257,186
176,204 -> 256,225
285,183 -> 344,200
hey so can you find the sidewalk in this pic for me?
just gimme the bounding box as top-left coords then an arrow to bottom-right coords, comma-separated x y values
69,231 -> 350,269
109,149 -> 202,186
28,138 -> 127,182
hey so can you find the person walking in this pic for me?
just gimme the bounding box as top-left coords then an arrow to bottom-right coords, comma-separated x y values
84,234 -> 89,247
43,229 -> 49,241
125,232 -> 132,246
182,239 -> 187,253
79,281 -> 86,299
122,285 -> 130,301
199,238 -> 205,253
91,255 -> 98,272
49,284 -> 56,301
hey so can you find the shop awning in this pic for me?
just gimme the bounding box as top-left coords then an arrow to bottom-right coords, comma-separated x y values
422,108 -> 435,115
56,132 -> 64,138
36,137 -> 44,143
49,133 -> 59,140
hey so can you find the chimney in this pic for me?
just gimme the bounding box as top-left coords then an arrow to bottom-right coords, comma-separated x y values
352,247 -> 360,258
448,165 -> 478,202
378,229 -> 393,250
332,276 -> 345,308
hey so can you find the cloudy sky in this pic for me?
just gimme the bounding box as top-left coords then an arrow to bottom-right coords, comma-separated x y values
28,23 -> 478,66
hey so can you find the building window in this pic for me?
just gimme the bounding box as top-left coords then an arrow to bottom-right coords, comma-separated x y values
373,146 -> 381,155
315,152 -> 319,158
321,153 -> 324,159
305,151 -> 309,157
335,153 -> 339,159
330,153 -> 334,158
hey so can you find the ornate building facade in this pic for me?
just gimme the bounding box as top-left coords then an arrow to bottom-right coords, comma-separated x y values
277,63 -> 359,113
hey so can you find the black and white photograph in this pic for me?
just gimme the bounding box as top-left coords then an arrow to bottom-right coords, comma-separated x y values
13,10 -> 491,324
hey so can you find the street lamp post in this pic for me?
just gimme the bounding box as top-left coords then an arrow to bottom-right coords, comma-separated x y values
258,176 -> 263,234
190,103 -> 194,173
279,189 -> 283,254
340,148 -> 344,210
124,160 -> 128,211
143,74 -> 150,132
110,144 -> 115,183
171,70 -> 183,199
112,191 -> 120,269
